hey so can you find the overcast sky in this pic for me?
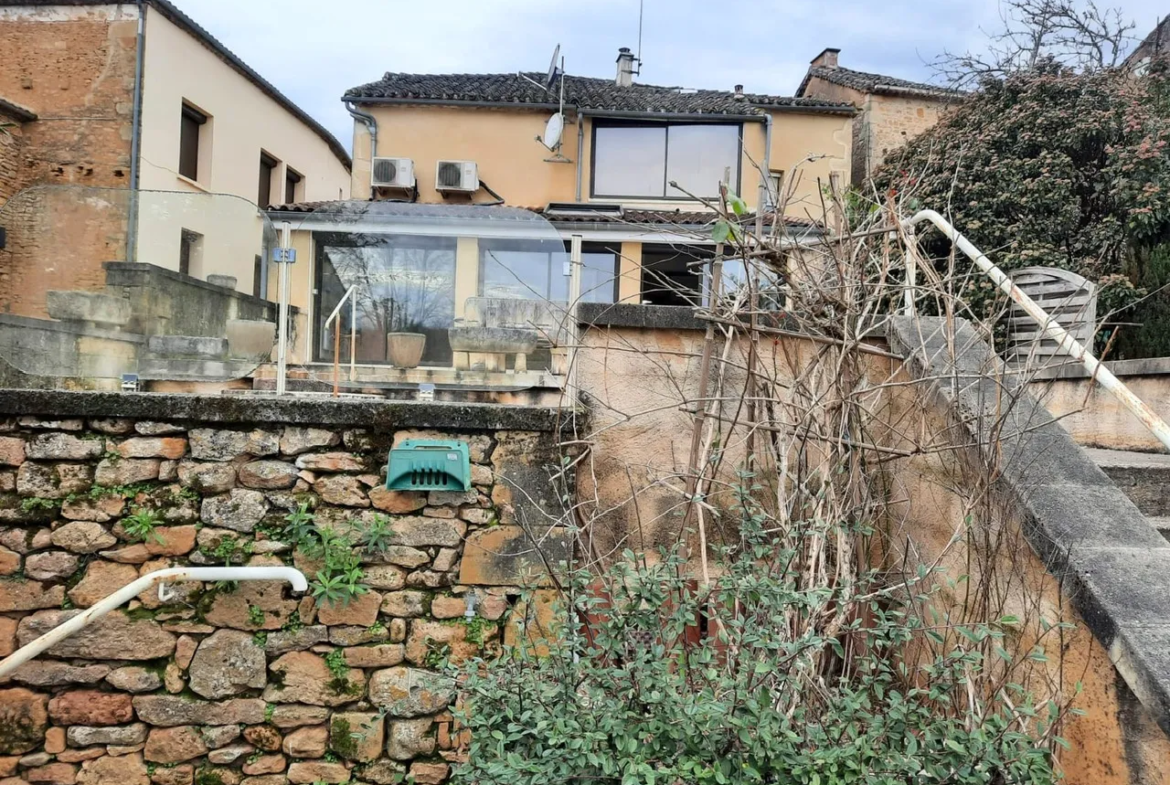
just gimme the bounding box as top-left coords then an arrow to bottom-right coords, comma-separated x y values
178,0 -> 1167,151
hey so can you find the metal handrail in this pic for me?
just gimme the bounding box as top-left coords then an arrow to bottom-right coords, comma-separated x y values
902,209 -> 1170,453
0,567 -> 307,679
325,285 -> 358,397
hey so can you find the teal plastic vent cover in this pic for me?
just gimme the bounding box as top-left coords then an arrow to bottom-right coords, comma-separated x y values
386,439 -> 471,492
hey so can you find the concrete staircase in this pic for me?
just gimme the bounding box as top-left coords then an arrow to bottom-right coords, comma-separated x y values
1087,447 -> 1170,539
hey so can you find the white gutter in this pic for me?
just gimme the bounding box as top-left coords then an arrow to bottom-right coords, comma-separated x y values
903,209 -> 1170,453
0,566 -> 307,680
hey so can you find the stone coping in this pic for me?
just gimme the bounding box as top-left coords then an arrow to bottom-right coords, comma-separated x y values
0,313 -> 145,344
888,316 -> 1170,738
0,390 -> 567,432
578,303 -> 708,331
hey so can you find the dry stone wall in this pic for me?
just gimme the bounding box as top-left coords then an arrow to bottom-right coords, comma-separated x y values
0,410 -> 566,785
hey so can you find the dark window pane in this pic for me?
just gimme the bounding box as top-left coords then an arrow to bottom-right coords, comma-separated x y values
315,235 -> 457,367
285,169 -> 302,205
580,249 -> 618,304
666,125 -> 740,198
253,255 -> 263,299
179,106 -> 204,181
641,246 -> 705,306
258,153 -> 277,209
593,126 -> 666,197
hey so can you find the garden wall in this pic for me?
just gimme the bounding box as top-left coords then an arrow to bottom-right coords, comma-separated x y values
0,392 -> 569,785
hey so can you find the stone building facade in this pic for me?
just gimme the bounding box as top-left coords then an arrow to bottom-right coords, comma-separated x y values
0,394 -> 567,785
0,99 -> 36,205
796,48 -> 961,184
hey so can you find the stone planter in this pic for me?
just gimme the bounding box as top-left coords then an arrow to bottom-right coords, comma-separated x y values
387,332 -> 426,369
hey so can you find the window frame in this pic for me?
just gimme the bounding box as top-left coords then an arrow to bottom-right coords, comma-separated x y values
477,240 -> 621,304
589,120 -> 744,201
285,167 -> 303,206
258,151 -> 279,209
178,103 -> 207,182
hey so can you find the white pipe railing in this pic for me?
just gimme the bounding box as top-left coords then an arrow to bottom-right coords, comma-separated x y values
0,567 -> 308,679
325,285 -> 358,396
902,209 -> 1170,453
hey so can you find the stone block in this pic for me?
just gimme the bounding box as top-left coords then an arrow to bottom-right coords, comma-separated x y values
330,711 -> 382,762
226,320 -> 276,360
46,291 -> 131,327
459,525 -> 571,586
146,336 -> 227,360
17,610 -> 175,660
188,630 -> 267,700
206,275 -> 238,290
0,689 -> 48,753
368,667 -> 454,718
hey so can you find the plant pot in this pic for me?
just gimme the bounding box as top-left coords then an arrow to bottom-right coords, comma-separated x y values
387,332 -> 426,369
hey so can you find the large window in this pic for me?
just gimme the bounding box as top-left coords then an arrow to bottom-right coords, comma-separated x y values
592,122 -> 742,199
179,104 -> 207,182
315,233 -> 457,367
479,241 -> 618,304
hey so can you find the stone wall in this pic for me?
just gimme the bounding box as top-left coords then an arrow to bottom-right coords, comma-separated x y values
0,394 -> 567,785
0,109 -> 24,205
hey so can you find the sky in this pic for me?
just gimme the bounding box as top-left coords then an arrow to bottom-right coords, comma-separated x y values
177,0 -> 1169,152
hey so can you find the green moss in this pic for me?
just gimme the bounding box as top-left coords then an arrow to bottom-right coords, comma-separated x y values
194,769 -> 225,785
330,717 -> 358,759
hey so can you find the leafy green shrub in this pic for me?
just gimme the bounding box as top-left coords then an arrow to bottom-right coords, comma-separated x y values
280,505 -> 368,607
454,480 -> 1066,785
122,508 -> 163,544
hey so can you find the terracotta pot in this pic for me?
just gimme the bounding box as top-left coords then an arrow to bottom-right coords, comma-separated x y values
386,332 -> 426,369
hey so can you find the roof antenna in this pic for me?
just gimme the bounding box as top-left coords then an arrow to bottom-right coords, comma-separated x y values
635,0 -> 644,75
528,45 -> 572,164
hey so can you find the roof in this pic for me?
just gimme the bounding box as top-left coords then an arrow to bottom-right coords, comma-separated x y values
0,97 -> 37,123
268,200 -> 818,236
345,72 -> 855,117
0,0 -> 351,169
1125,14 -> 1170,66
797,65 -> 962,100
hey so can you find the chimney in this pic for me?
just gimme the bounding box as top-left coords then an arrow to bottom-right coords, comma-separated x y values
810,47 -> 840,69
733,84 -> 744,99
616,47 -> 636,87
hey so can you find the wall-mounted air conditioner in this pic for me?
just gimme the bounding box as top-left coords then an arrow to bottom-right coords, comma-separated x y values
435,160 -> 479,193
372,157 -> 415,189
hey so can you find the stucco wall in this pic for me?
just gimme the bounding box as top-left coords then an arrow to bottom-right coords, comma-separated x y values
574,316 -> 1170,782
351,104 -> 850,219
136,6 -> 350,293
1030,366 -> 1170,452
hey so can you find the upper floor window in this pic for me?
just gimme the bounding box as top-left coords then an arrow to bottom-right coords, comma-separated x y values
285,167 -> 303,205
179,104 -> 208,181
258,152 -> 279,208
591,122 -> 741,200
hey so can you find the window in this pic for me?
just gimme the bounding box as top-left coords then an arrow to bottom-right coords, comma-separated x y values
315,233 -> 457,367
179,229 -> 203,278
640,245 -> 707,306
285,168 -> 303,205
179,104 -> 207,181
767,170 -> 785,208
253,255 -> 264,299
479,241 -> 618,304
592,122 -> 741,199
258,152 -> 278,209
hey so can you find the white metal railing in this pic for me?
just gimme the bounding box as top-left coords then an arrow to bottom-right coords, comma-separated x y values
901,209 -> 1170,453
325,285 -> 358,397
0,567 -> 307,680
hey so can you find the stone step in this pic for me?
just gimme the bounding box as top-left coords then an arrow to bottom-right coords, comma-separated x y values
1087,447 -> 1170,517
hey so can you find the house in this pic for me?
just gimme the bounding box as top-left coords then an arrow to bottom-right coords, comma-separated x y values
0,0 -> 351,320
796,48 -> 960,183
1125,14 -> 1170,72
263,49 -> 855,382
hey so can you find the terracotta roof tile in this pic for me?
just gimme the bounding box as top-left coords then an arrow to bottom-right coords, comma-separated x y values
798,65 -> 963,99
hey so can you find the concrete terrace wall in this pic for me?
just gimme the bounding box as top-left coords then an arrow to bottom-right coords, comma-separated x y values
575,305 -> 1170,782
0,393 -> 568,785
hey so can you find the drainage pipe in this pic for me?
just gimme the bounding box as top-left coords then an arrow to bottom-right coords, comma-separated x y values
0,566 -> 307,680
345,101 -> 379,200
903,209 -> 1170,453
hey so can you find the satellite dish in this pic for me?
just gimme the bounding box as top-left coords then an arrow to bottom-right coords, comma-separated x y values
545,44 -> 561,89
542,113 -> 564,151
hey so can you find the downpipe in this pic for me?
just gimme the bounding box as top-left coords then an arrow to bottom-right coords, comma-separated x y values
0,567 -> 307,679
902,209 -> 1170,453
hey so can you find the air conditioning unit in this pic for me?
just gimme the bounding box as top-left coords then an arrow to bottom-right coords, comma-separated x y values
435,160 -> 479,193
371,157 -> 415,189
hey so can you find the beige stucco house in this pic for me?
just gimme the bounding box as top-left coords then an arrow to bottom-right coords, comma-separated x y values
797,48 -> 960,184
265,50 -> 855,380
0,0 -> 351,317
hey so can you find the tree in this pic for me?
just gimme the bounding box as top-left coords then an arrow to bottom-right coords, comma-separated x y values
931,0 -> 1135,88
875,63 -> 1170,356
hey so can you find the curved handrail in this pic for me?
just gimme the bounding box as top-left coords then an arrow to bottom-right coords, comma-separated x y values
902,209 -> 1170,453
0,566 -> 308,679
325,285 -> 358,396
